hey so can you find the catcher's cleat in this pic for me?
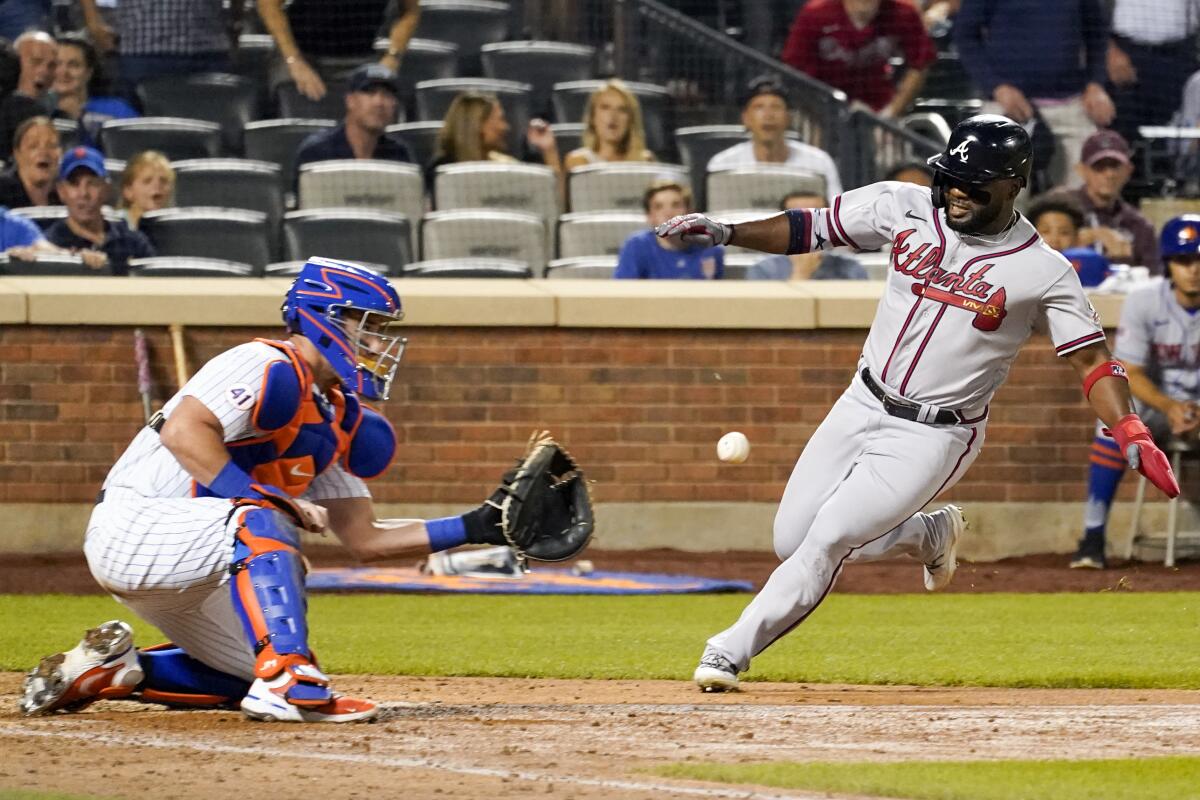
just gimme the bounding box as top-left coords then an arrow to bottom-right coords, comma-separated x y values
240,673 -> 378,723
20,620 -> 144,716
924,504 -> 966,592
693,649 -> 740,693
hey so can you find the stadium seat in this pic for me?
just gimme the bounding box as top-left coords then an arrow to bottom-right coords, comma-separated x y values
434,162 -> 558,252
244,118 -> 336,184
387,121 -> 442,170
415,78 -> 531,153
414,0 -> 510,74
551,122 -> 584,158
297,159 -> 424,250
127,256 -> 255,277
0,253 -> 95,276
101,118 -> 222,161
481,41 -> 595,119
404,258 -> 531,278
9,206 -> 121,231
568,162 -> 689,213
140,207 -> 272,272
921,53 -> 980,101
232,34 -> 276,86
706,166 -> 827,212
283,208 -> 412,275
373,37 -> 459,118
264,260 -> 307,277
675,125 -> 749,209
721,252 -> 759,280
171,159 -> 284,254
137,73 -> 261,153
900,112 -> 952,147
544,256 -> 618,279
104,159 -> 125,200
552,80 -> 672,156
276,79 -> 349,121
421,209 -> 546,275
556,211 -> 645,259
52,118 -> 81,149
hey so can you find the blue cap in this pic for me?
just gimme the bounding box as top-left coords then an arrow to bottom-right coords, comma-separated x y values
1064,247 -> 1110,288
348,63 -> 399,95
58,146 -> 107,181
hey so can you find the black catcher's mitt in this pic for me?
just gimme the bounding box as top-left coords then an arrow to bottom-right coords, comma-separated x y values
498,432 -> 594,563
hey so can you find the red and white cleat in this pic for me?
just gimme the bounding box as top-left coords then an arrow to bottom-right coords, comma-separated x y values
20,620 -> 144,716
240,670 -> 378,723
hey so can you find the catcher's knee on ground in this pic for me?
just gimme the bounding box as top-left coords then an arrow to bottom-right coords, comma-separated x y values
137,644 -> 250,707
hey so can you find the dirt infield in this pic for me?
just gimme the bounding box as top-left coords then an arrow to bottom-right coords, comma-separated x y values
2,675 -> 1199,800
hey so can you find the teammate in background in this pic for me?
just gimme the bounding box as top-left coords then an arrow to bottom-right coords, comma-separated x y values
563,79 -> 656,171
615,179 -> 723,280
658,115 -> 1179,691
1071,216 -> 1200,569
20,259 -> 555,722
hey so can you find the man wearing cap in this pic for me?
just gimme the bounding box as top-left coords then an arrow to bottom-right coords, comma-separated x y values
45,146 -> 154,275
293,63 -> 413,182
1069,129 -> 1158,270
706,76 -> 843,198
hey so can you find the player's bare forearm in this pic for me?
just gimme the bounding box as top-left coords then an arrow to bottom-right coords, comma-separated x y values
385,0 -> 420,56
255,0 -> 301,58
1065,342 -> 1134,427
728,213 -> 793,253
320,496 -> 432,562
158,396 -> 236,487
888,69 -> 927,118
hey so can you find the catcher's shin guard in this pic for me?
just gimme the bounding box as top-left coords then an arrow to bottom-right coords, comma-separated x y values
137,644 -> 250,708
229,506 -> 332,707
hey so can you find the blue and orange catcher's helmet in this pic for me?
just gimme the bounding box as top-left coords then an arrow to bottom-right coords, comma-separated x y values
282,257 -> 406,400
1161,215 -> 1200,264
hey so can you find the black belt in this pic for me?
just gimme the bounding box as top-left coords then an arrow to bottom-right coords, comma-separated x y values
860,368 -> 961,425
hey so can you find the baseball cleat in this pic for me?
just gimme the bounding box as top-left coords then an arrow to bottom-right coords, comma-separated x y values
924,504 -> 966,592
693,649 -> 740,693
19,620 -> 144,716
240,674 -> 378,723
1069,540 -> 1107,570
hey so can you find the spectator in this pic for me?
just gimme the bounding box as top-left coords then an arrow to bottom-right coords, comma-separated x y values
119,150 -> 176,230
614,180 -> 723,280
45,146 -> 155,275
1107,0 -> 1199,148
1028,193 -> 1086,253
563,79 -> 656,170
425,91 -> 560,191
748,192 -> 868,280
294,64 -> 413,181
80,0 -> 240,99
1067,129 -> 1158,269
782,0 -> 936,119
54,34 -> 139,150
955,0 -> 1113,187
0,116 -> 61,208
257,0 -> 419,101
0,31 -> 58,160
884,161 -> 934,187
0,204 -> 58,260
707,76 -> 843,197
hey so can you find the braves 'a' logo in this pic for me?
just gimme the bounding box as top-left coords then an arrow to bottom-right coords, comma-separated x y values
950,140 -> 969,161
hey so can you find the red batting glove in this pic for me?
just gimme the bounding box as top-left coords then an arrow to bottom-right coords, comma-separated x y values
1106,414 -> 1180,498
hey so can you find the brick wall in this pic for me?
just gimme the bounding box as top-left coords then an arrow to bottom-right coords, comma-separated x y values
0,325 -> 1107,505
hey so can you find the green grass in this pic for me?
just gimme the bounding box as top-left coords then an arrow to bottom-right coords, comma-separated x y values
2,592 -> 1199,687
652,757 -> 1200,800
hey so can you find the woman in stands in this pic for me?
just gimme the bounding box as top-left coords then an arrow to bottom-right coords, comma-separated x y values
0,116 -> 61,208
426,91 -> 561,194
53,34 -> 138,150
563,79 -> 655,171
118,150 -> 175,229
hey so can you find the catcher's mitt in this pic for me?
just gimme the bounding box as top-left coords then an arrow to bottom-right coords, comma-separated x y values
497,432 -> 593,563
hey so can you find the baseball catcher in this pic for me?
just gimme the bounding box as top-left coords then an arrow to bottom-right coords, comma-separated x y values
20,257 -> 593,723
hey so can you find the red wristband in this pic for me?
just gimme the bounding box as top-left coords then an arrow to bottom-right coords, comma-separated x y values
1083,359 -> 1128,399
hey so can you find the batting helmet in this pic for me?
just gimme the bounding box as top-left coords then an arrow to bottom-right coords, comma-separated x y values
1160,215 -> 1200,263
282,257 -> 406,400
927,115 -> 1033,208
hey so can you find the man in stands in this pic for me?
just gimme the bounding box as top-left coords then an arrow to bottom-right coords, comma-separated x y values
0,31 -> 58,159
1069,129 -> 1159,270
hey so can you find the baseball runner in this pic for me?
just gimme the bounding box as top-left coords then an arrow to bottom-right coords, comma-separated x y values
20,257 -> 592,722
1071,215 -> 1200,569
656,115 -> 1181,692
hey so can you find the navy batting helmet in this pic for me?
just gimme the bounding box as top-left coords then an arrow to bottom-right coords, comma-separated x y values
1160,215 -> 1200,263
927,115 -> 1033,207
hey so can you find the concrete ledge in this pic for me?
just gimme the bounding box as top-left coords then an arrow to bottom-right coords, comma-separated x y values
391,278 -> 556,326
550,280 -> 816,328
806,281 -> 884,328
0,278 -> 26,322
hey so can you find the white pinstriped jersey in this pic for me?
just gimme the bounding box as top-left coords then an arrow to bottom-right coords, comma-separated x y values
1114,277 -> 1200,402
789,181 -> 1105,411
102,341 -> 371,502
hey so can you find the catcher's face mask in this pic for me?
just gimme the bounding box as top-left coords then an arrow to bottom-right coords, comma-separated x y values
333,306 -> 407,401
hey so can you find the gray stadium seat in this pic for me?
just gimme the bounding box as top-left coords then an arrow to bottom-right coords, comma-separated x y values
0,253 -> 95,276
171,159 -> 284,255
387,121 -> 442,170
244,119 -> 336,184
373,37 -> 459,118
232,34 -> 276,86
481,41 -> 595,119
140,207 -> 271,272
137,73 -> 261,153
568,162 -> 689,213
900,112 -> 952,147
552,80 -> 672,156
721,252 -> 759,281
10,206 -> 121,231
551,122 -> 584,158
127,257 -> 255,277
434,162 -> 558,252
264,260 -> 307,277
101,118 -> 222,161
276,79 -> 349,121
404,258 -> 531,278
706,167 -> 827,212
52,118 -> 81,149
104,159 -> 125,201
414,0 -> 510,74
297,159 -> 424,251
675,125 -> 749,210
415,78 -> 531,153
421,209 -> 545,275
544,256 -> 617,279
283,208 -> 412,275
556,211 -> 645,259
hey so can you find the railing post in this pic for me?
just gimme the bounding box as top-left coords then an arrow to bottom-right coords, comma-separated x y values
613,0 -> 641,82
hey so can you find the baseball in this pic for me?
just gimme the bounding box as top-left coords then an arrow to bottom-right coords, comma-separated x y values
717,432 -> 750,463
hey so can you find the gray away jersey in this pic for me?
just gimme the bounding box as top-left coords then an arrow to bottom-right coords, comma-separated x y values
1114,277 -> 1200,402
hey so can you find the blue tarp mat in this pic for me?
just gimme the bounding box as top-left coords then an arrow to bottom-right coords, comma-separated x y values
307,567 -> 752,595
